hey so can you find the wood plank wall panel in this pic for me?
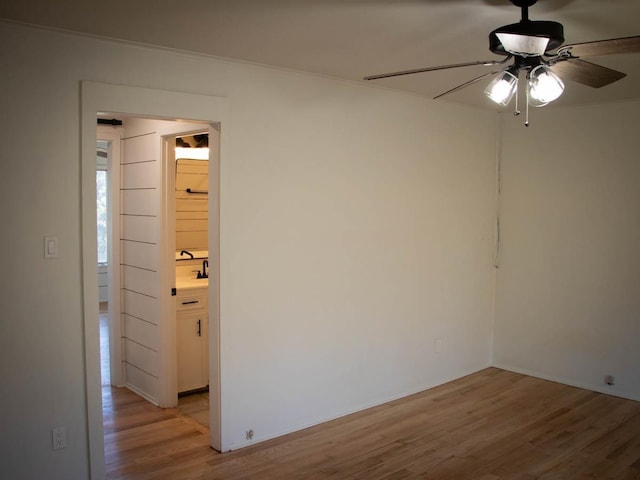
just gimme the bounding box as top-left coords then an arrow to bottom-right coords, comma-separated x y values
177,219 -> 208,232
120,130 -> 161,404
121,240 -> 158,272
123,364 -> 159,402
121,217 -> 156,244
121,265 -> 159,299
175,210 -> 208,220
121,190 -> 158,217
176,232 -> 208,251
175,174 -> 208,193
123,314 -> 159,349
121,290 -> 160,325
121,134 -> 156,165
124,339 -> 159,378
175,159 -> 208,252
175,198 -> 208,212
121,161 -> 156,189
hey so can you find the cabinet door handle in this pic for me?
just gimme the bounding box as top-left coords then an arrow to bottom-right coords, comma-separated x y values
197,319 -> 202,337
182,300 -> 199,305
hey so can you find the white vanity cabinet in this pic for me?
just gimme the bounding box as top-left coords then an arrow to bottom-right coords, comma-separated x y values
176,288 -> 209,393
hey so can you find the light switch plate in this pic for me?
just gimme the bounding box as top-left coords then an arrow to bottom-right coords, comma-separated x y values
44,235 -> 59,259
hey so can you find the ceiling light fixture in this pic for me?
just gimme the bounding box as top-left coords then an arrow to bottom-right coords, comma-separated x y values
495,33 -> 550,57
484,61 -> 565,126
527,64 -> 565,106
484,69 -> 519,106
365,0 -> 640,127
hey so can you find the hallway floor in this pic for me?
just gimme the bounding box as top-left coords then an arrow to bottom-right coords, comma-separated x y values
102,383 -> 212,479
99,303 -> 210,435
177,390 -> 209,428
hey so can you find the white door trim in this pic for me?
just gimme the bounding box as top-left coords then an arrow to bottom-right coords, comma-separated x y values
97,126 -> 123,387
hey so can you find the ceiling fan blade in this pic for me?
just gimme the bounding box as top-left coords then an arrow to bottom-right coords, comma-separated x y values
433,70 -> 501,100
559,35 -> 640,58
364,58 -> 510,81
551,59 -> 626,88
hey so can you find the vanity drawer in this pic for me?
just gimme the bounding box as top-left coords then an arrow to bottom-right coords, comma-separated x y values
176,292 -> 207,311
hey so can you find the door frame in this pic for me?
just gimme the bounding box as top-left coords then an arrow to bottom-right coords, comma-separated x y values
97,125 -> 124,387
81,81 -> 228,479
157,123 -> 217,408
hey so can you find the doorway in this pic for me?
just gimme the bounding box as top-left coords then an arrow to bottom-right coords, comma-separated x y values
96,126 -> 123,389
97,140 -> 109,387
81,81 -> 228,479
97,117 -> 216,404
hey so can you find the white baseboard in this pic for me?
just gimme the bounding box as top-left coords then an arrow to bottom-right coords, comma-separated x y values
491,362 -> 640,402
125,383 -> 160,406
228,361 -> 493,451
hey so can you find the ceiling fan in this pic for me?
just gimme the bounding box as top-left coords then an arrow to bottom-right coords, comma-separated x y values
364,0 -> 640,125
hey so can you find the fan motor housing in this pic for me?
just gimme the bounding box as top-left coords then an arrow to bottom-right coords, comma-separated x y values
511,0 -> 537,7
489,20 -> 565,55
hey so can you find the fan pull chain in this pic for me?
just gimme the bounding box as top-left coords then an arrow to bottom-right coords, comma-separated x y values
525,83 -> 530,127
513,85 -> 520,117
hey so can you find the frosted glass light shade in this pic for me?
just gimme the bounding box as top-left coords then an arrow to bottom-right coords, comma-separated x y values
496,33 -> 550,57
528,65 -> 564,106
484,70 -> 519,106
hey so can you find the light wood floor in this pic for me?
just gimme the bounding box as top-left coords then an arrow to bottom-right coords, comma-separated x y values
103,368 -> 640,479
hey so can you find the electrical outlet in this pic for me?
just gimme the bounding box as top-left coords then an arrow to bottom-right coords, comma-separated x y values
435,338 -> 443,354
245,429 -> 254,441
605,375 -> 615,386
52,427 -> 66,450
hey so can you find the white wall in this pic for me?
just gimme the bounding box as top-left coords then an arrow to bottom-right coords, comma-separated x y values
219,75 -> 498,448
494,101 -> 640,400
0,22 -> 497,479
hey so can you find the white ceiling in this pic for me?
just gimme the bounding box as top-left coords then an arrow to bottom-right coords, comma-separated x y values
2,0 -> 639,109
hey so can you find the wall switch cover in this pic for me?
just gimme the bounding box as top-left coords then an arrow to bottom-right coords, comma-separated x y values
44,236 -> 59,259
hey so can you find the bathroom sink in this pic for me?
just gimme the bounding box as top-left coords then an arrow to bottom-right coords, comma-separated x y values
175,276 -> 209,290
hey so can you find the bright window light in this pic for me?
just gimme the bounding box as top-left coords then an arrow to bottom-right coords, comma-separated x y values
96,169 -> 108,265
175,147 -> 209,160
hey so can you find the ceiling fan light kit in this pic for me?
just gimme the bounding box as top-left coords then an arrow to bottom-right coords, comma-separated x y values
484,70 -> 519,106
494,32 -> 550,57
528,65 -> 565,105
364,0 -> 640,126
